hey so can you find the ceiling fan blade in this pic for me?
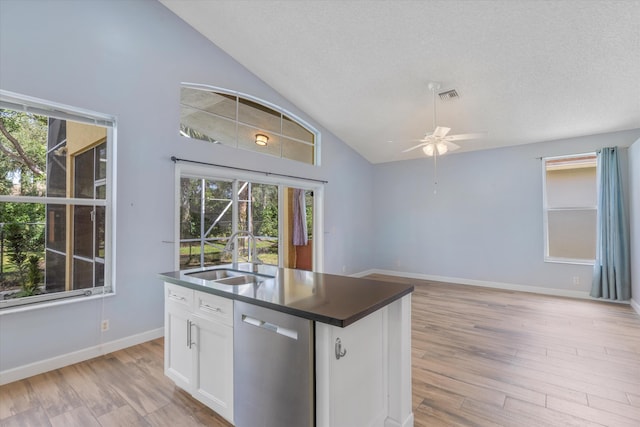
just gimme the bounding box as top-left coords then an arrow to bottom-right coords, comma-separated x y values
433,126 -> 451,138
402,142 -> 429,153
445,132 -> 487,141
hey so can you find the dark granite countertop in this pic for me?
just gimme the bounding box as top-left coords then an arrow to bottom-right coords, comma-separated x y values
159,267 -> 413,327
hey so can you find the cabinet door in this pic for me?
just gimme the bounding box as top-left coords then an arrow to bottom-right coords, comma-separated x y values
165,302 -> 193,390
317,309 -> 386,427
191,315 -> 234,423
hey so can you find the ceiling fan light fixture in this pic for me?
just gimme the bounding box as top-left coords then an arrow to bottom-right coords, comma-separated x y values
400,81 -> 483,159
422,144 -> 435,156
255,133 -> 268,146
422,142 -> 449,156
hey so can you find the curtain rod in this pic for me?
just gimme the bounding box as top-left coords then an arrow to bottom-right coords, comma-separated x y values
170,156 -> 328,184
536,146 -> 629,160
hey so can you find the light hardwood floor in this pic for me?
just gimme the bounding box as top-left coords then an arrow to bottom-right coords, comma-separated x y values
1,276 -> 639,426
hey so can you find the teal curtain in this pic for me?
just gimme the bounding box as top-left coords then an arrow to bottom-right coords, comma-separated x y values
591,147 -> 631,300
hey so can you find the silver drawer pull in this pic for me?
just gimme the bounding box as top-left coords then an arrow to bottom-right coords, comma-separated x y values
201,303 -> 222,313
169,293 -> 186,301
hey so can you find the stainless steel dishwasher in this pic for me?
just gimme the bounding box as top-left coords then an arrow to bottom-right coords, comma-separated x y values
234,300 -> 314,427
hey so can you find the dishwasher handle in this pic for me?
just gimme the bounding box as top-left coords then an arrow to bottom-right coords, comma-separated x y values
241,314 -> 298,340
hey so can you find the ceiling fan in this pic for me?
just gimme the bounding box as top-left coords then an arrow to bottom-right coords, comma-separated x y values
403,82 -> 485,156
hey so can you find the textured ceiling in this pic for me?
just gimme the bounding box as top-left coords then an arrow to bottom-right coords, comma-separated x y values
160,0 -> 640,164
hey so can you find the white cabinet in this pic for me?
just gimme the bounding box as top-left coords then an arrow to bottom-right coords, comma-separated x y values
190,291 -> 234,419
165,283 -> 193,391
316,309 -> 386,427
164,283 -> 234,423
315,295 -> 413,427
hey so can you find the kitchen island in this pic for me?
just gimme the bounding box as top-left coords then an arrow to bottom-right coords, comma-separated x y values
159,266 -> 414,427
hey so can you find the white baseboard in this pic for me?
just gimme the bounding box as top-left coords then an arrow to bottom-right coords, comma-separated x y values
0,327 -> 164,386
356,270 -> 639,309
384,412 -> 414,427
354,269 -> 597,300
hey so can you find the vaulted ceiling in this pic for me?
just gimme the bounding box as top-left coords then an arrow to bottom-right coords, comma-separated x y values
160,0 -> 640,164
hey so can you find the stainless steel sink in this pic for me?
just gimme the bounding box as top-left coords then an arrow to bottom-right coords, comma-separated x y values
187,268 -> 244,281
186,268 -> 273,286
215,275 -> 258,286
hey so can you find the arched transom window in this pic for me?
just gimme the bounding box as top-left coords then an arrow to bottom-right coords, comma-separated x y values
180,85 -> 319,165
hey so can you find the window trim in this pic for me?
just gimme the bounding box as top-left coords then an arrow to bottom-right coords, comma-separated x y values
180,83 -> 321,166
542,152 -> 597,265
174,163 -> 324,273
0,90 -> 114,127
0,90 -> 117,311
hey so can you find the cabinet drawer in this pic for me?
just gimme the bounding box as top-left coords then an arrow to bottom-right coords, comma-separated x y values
194,291 -> 233,326
166,283 -> 193,309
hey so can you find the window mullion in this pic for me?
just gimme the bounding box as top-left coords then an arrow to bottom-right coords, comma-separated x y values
200,178 -> 206,268
231,180 -> 239,266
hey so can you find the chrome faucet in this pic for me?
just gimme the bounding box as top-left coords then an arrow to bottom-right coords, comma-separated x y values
223,230 -> 261,272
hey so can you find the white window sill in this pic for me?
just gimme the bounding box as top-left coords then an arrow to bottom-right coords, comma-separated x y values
544,257 -> 595,266
0,292 -> 115,316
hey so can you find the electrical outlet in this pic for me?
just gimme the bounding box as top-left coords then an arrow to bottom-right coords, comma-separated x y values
572,276 -> 580,286
101,319 -> 110,332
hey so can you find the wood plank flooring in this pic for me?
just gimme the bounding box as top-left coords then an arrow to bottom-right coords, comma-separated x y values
370,275 -> 640,427
1,276 -> 639,426
0,339 -> 231,427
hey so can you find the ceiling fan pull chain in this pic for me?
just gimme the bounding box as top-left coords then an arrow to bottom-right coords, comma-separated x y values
433,153 -> 438,195
431,82 -> 439,194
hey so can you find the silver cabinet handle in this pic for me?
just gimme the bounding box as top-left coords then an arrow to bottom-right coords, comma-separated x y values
186,319 -> 190,348
201,303 -> 222,313
169,292 -> 185,301
335,337 -> 347,360
187,319 -> 194,349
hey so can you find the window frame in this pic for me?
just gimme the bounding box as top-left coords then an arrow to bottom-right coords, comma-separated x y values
180,83 -> 321,166
174,163 -> 324,273
0,90 -> 116,311
542,152 -> 597,265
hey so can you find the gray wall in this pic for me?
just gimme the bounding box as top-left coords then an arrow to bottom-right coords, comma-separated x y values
0,0 -> 374,372
373,129 -> 640,294
630,138 -> 640,309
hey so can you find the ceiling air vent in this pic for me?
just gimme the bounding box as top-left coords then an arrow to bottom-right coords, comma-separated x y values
438,89 -> 459,101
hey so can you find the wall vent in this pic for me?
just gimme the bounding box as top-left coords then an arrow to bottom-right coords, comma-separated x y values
438,89 -> 459,101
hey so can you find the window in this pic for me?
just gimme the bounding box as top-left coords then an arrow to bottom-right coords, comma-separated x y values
0,91 -> 114,309
179,85 -> 319,165
543,153 -> 597,264
179,176 -> 279,270
176,164 -> 322,273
